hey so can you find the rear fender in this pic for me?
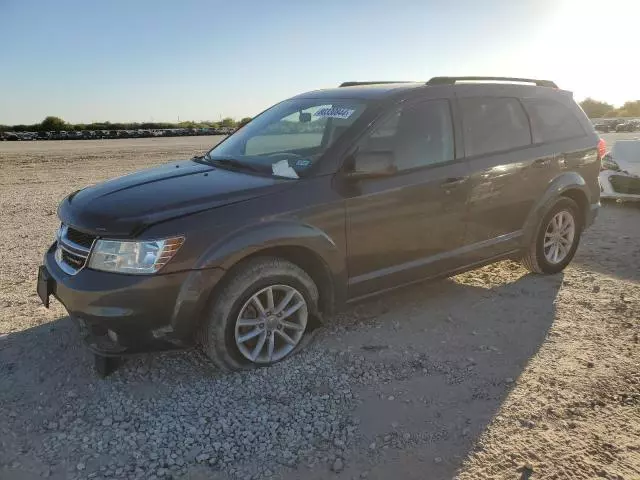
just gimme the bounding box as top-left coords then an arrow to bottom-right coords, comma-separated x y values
521,172 -> 590,247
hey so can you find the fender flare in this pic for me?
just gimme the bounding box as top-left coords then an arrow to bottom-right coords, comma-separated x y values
521,172 -> 590,247
169,221 -> 345,341
194,220 -> 344,274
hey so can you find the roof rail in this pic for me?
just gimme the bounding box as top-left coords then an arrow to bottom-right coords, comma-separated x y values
339,81 -> 414,87
426,76 -> 558,88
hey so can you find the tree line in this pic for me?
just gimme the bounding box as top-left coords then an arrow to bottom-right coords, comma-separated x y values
0,116 -> 253,133
4,100 -> 639,132
579,99 -> 640,119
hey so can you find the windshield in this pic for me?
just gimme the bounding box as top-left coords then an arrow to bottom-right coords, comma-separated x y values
205,98 -> 367,178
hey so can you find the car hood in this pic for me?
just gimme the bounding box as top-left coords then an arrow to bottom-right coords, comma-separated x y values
58,160 -> 291,236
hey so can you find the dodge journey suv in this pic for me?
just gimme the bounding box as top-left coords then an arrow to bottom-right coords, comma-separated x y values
38,76 -> 602,374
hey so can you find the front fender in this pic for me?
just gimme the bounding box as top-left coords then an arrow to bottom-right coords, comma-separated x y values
168,221 -> 345,341
194,220 -> 343,272
521,172 -> 590,247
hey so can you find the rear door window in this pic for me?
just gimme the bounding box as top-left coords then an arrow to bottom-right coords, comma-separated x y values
523,99 -> 586,143
459,97 -> 531,157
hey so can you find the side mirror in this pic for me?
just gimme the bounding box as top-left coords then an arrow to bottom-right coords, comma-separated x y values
299,112 -> 312,123
345,150 -> 396,179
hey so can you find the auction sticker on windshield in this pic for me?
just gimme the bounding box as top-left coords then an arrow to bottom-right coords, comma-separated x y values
314,107 -> 355,119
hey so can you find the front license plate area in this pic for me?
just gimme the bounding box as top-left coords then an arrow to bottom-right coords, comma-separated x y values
37,265 -> 52,308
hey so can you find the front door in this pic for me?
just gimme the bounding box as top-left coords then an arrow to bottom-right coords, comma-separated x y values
343,98 -> 470,298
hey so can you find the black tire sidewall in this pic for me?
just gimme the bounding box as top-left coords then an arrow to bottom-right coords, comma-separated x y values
534,198 -> 582,274
221,272 -> 316,368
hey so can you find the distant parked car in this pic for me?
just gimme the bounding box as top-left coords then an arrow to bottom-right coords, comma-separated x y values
594,123 -> 609,133
51,131 -> 66,140
36,131 -> 51,140
4,132 -> 19,141
600,140 -> 640,201
615,121 -> 633,133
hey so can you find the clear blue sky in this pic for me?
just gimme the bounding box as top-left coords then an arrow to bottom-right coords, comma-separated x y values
1,0 -> 637,125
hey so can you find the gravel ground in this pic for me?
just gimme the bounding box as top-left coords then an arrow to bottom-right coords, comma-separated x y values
0,136 -> 638,480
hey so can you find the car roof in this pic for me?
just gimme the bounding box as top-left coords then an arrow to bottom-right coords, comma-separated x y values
291,83 -> 426,100
292,79 -> 568,102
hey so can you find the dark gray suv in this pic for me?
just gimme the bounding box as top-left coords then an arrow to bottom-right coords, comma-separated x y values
37,76 -> 602,374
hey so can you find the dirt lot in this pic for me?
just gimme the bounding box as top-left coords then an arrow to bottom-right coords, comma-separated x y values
0,136 -> 638,480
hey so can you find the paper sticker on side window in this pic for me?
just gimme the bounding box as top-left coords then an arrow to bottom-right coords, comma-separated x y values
295,159 -> 311,168
314,107 -> 355,119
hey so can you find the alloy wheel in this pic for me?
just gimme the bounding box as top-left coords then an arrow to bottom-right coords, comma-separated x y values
234,285 -> 308,364
543,210 -> 575,264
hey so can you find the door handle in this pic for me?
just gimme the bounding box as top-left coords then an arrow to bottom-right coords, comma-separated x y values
440,177 -> 467,188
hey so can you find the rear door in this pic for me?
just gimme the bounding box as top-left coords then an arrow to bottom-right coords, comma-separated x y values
343,97 -> 471,298
524,95 -> 601,202
455,91 -> 559,263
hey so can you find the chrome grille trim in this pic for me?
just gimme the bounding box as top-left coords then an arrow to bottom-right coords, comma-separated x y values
58,238 -> 91,256
54,225 -> 97,275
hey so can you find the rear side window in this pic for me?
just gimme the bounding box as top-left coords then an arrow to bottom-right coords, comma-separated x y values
459,97 -> 531,157
522,99 -> 586,143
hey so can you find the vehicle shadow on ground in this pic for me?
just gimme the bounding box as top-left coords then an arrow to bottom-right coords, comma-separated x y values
574,203 -> 640,283
1,265 -> 562,480
280,267 -> 564,480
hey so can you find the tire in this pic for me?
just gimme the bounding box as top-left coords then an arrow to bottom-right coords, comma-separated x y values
521,197 -> 582,274
198,257 -> 319,371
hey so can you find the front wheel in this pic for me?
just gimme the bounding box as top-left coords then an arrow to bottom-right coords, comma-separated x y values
521,197 -> 582,274
198,257 -> 319,371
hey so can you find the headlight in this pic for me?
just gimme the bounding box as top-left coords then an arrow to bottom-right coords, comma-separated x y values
88,237 -> 184,274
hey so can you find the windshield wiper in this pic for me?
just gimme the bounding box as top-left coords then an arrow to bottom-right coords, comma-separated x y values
208,157 -> 261,172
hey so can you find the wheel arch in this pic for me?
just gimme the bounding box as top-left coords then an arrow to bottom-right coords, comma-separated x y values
521,172 -> 591,247
195,221 -> 346,321
559,187 -> 589,228
221,245 -> 338,322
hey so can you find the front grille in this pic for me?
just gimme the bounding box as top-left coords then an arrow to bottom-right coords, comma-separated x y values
55,224 -> 95,275
61,249 -> 86,269
66,227 -> 96,249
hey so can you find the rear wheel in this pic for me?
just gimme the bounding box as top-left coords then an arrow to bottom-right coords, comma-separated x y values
198,257 -> 319,371
522,197 -> 582,274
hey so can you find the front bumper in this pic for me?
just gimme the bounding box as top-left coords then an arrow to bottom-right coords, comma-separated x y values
39,244 -> 225,356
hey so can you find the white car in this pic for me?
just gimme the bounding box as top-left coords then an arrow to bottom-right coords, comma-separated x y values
599,140 -> 640,201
